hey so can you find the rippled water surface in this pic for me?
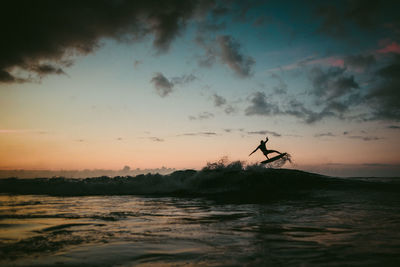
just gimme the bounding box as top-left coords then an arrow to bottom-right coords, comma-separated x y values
1,185 -> 400,266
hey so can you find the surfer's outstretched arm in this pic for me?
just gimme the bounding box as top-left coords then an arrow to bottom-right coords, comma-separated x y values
249,146 -> 259,156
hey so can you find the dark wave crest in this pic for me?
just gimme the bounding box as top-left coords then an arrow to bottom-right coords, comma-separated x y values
1,161 -> 399,201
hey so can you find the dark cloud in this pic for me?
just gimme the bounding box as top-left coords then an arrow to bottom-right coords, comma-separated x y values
188,112 -> 214,120
315,5 -> 347,38
287,97 -> 354,124
314,0 -> 398,38
344,54 -> 376,70
217,35 -> 255,77
231,1 -> 264,23
325,100 -> 348,113
212,93 -> 227,107
1,0 -> 214,83
244,92 -> 342,124
211,93 -> 237,114
196,34 -> 255,77
32,64 -> 66,77
151,72 -> 197,97
271,73 -> 288,94
211,6 -> 230,17
0,69 -> 18,83
197,55 -> 216,68
366,55 -> 400,120
224,105 -> 236,114
151,73 -> 174,97
197,20 -> 226,33
195,34 -> 217,67
279,65 -> 363,121
301,109 -> 335,124
245,92 -> 279,116
309,67 -> 359,101
247,130 -> 281,137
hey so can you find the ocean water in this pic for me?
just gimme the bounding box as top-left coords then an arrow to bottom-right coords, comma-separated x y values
1,166 -> 400,266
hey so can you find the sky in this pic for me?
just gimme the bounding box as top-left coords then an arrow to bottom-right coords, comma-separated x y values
1,0 -> 400,176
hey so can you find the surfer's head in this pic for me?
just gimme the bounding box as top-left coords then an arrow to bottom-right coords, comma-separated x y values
260,140 -> 263,144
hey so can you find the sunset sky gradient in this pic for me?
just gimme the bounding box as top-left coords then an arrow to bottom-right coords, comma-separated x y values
1,0 -> 400,176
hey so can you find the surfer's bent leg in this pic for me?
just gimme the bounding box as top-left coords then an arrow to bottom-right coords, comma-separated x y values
267,150 -> 281,155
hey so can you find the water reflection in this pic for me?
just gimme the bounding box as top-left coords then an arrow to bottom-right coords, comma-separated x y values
0,192 -> 399,266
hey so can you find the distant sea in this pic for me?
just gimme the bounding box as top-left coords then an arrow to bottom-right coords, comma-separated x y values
1,164 -> 399,266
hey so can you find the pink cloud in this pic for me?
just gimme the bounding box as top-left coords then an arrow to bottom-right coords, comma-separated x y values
303,56 -> 344,68
266,55 -> 345,72
326,58 -> 344,67
377,42 -> 400,54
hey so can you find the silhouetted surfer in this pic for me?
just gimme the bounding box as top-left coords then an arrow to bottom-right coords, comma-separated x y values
249,137 -> 282,159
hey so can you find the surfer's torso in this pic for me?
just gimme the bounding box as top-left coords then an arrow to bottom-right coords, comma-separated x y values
259,141 -> 268,154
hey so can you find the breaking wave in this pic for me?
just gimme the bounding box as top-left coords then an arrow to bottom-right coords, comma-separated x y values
1,160 -> 399,201
268,153 -> 292,168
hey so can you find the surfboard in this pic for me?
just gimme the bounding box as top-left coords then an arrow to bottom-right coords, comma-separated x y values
261,153 -> 287,164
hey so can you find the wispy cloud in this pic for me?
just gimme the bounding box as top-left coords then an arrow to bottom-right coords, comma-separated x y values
188,112 -> 214,120
313,131 -> 383,141
347,135 -> 382,141
149,137 -> 164,142
171,74 -> 198,86
0,129 -> 48,134
266,55 -> 344,72
177,132 -> 217,137
223,128 -> 244,133
139,136 -> 164,142
247,130 -> 281,137
314,132 -> 335,138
